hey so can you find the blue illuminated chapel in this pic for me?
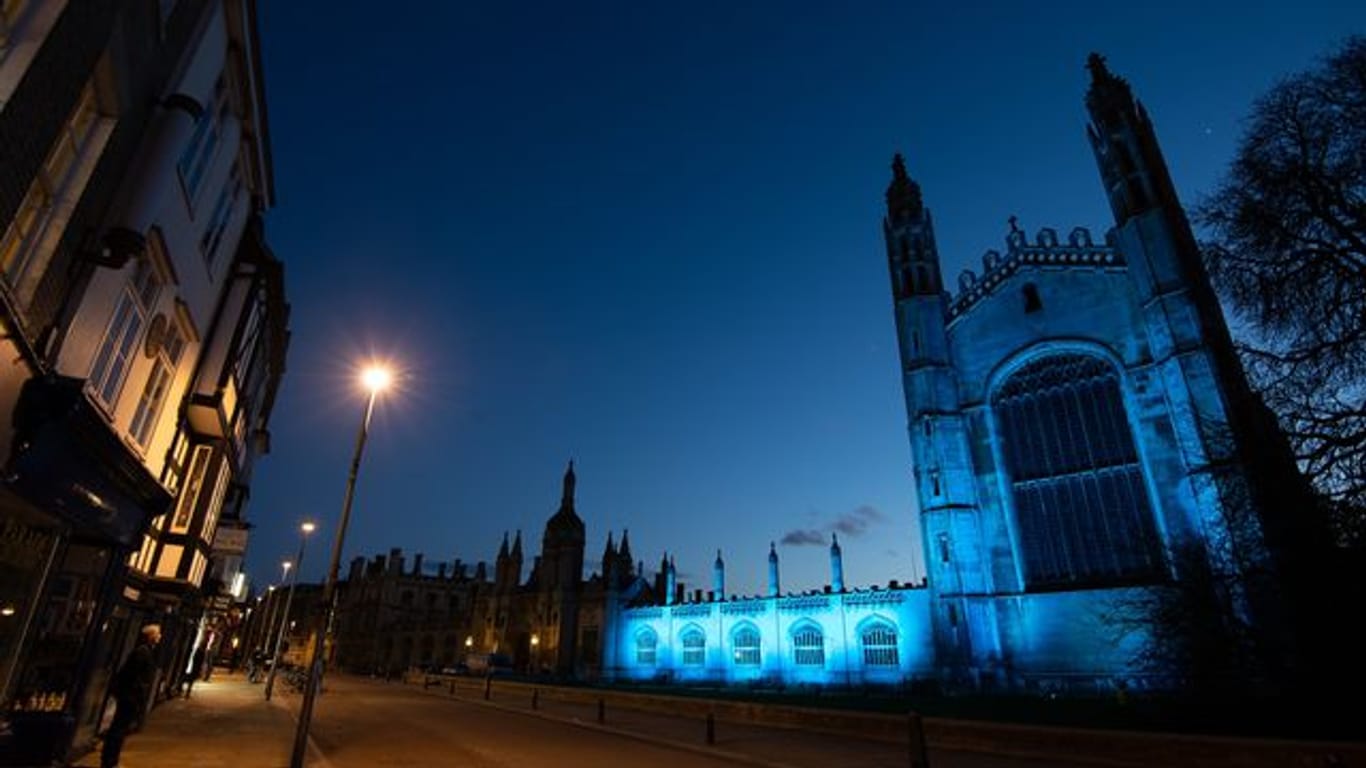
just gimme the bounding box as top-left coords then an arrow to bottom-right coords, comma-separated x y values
605,56 -> 1311,692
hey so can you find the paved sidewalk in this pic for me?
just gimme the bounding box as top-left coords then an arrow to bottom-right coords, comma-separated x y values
69,671 -> 313,768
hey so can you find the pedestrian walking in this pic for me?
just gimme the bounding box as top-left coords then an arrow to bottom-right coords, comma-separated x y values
101,623 -> 161,768
182,644 -> 207,698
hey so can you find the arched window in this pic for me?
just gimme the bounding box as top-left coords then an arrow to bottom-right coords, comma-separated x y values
861,622 -> 898,667
635,628 -> 657,666
993,354 -> 1162,589
732,625 -> 760,666
791,623 -> 824,667
681,627 -> 705,666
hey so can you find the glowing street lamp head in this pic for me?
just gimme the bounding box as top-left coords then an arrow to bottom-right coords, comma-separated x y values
282,561 -> 293,572
301,521 -> 316,535
361,365 -> 392,393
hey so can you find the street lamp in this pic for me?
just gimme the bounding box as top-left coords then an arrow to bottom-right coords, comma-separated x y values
265,521 -> 315,701
530,633 -> 539,676
291,364 -> 392,768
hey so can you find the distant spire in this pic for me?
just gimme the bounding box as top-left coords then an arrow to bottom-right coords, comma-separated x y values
511,529 -> 523,558
604,531 -> 616,555
767,542 -> 780,598
498,531 -> 509,558
712,548 -> 725,601
562,459 -> 576,504
664,552 -> 677,605
830,533 -> 845,593
618,529 -> 632,561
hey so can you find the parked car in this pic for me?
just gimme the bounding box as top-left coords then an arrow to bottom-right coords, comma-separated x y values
462,653 -> 514,676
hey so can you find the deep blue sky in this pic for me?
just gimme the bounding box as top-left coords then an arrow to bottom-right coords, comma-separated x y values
245,2 -> 1366,597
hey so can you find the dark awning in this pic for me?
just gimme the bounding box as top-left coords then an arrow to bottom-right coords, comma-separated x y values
5,374 -> 172,547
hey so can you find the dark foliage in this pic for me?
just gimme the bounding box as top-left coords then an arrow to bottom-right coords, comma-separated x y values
1199,36 -> 1366,541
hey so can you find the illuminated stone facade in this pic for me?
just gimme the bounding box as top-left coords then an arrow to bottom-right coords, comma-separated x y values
608,56 -> 1310,694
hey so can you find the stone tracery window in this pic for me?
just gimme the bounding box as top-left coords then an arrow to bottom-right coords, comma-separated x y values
681,627 -> 705,666
732,625 -> 760,666
993,353 -> 1163,590
791,623 -> 824,667
861,622 -> 899,667
635,627 -> 657,666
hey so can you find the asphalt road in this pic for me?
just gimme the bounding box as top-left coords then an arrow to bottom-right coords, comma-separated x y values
305,676 -> 739,767
299,676 -> 1071,768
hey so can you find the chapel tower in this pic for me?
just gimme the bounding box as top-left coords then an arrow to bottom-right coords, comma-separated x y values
884,156 -> 992,677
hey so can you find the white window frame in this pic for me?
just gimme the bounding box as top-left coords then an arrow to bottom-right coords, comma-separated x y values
1,79 -> 104,298
88,256 -> 161,410
177,76 -> 229,206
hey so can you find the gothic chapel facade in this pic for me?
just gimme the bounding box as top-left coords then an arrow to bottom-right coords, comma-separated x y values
605,55 -> 1316,693
886,54 -> 1311,690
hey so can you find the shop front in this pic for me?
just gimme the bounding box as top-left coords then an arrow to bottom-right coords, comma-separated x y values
0,374 -> 170,765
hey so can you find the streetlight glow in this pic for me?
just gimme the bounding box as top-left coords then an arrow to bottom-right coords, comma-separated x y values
301,521 -> 316,534
361,365 -> 391,393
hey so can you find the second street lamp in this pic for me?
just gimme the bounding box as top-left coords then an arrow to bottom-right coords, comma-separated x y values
265,521 -> 315,701
290,364 -> 392,768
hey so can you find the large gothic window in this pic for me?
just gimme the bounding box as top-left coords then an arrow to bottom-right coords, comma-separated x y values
635,628 -> 657,666
681,627 -> 705,666
861,622 -> 899,667
791,623 -> 824,667
993,354 -> 1163,590
732,625 -> 761,666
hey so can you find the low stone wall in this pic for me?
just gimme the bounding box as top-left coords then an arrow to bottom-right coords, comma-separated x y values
405,672 -> 1364,768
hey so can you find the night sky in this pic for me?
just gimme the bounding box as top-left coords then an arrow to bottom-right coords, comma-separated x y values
244,2 -> 1366,597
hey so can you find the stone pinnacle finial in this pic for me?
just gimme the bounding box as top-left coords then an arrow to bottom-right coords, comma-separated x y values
1086,52 -> 1110,83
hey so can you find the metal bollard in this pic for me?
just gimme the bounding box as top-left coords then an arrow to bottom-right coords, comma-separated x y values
705,712 -> 715,745
908,711 -> 930,768
448,679 -> 455,695
597,698 -> 605,724
532,689 -> 539,710
484,676 -> 492,701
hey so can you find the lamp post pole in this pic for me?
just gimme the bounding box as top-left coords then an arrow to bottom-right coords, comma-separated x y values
290,367 -> 390,768
266,522 -> 315,701
260,585 -> 278,659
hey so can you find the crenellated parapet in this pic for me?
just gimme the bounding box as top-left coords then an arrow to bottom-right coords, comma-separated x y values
948,224 -> 1124,319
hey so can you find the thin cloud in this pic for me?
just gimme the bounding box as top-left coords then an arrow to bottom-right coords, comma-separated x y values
832,504 -> 885,536
781,504 -> 888,548
781,529 -> 825,546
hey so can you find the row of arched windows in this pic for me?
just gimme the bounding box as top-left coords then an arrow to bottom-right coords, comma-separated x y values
634,621 -> 900,669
